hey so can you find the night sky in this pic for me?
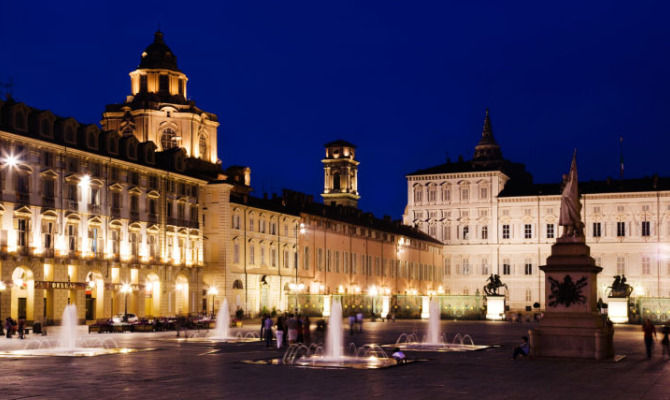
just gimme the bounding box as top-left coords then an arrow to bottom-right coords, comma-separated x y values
1,1 -> 669,219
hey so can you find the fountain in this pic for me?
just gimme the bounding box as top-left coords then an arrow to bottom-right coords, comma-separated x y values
0,304 -> 137,357
167,298 -> 259,343
389,298 -> 492,352
289,298 -> 398,369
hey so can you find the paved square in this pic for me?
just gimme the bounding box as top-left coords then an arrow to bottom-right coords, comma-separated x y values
0,321 -> 667,399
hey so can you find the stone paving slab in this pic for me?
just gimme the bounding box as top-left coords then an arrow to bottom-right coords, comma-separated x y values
0,321 -> 667,399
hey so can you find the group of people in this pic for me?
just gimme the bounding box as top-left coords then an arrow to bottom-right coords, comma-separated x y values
348,312 -> 364,335
642,318 -> 670,359
260,313 -> 312,349
3,317 -> 25,339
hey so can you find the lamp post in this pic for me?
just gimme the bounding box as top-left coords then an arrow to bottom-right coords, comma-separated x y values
207,287 -> 218,316
120,283 -> 132,319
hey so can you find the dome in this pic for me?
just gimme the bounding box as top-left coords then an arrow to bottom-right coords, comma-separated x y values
138,31 -> 180,71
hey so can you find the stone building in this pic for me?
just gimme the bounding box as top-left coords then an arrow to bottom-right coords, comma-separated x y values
0,32 -> 222,324
404,110 -> 670,311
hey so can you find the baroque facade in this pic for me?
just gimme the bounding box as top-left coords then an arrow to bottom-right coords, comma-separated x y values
404,110 -> 670,311
0,32 -> 222,324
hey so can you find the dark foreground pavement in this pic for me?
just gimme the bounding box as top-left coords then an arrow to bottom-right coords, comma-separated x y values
0,320 -> 667,400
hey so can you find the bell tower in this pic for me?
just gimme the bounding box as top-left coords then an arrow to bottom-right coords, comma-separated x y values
321,140 -> 360,208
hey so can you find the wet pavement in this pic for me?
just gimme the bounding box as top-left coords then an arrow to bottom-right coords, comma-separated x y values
0,320 -> 667,399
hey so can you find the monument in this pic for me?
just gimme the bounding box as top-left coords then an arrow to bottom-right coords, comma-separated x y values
530,151 -> 614,360
484,274 -> 507,321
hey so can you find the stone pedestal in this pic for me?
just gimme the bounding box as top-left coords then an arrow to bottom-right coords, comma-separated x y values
530,240 -> 614,360
607,297 -> 629,324
486,295 -> 505,320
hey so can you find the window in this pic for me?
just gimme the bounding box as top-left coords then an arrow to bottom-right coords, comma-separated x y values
43,221 -> 54,250
260,247 -> 265,265
480,187 -> 487,199
443,225 -> 451,241
442,187 -> 450,202
642,256 -> 651,275
326,250 -> 331,272
67,224 -> 77,252
462,258 -> 470,275
524,261 -> 532,275
130,232 -> 138,256
178,79 -> 184,96
249,217 -> 254,231
17,218 -> 27,247
43,178 -> 55,199
444,258 -> 451,275
351,253 -> 357,274
642,221 -> 650,237
159,74 -> 169,92
524,224 -> 532,239
546,224 -> 554,239
429,225 -> 436,237
161,128 -> 177,150
428,186 -> 437,202
502,260 -> 511,275
90,187 -> 100,207
481,226 -> 488,240
525,288 -> 532,302
616,256 -> 625,275
140,75 -> 147,92
304,247 -> 310,270
233,243 -> 240,263
199,135 -> 207,159
461,189 -> 469,201
343,251 -> 348,273
111,230 -> 120,255
249,245 -> 255,265
283,249 -> 289,268
149,235 -> 157,258
413,187 -> 423,203
593,222 -> 601,238
462,226 -> 469,240
502,224 -> 510,239
617,222 -> 626,237
481,259 -> 489,275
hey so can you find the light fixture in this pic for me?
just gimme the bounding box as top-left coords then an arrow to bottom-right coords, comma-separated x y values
79,174 -> 91,187
4,154 -> 18,168
0,282 -> 6,291
120,283 -> 132,294
207,287 -> 219,296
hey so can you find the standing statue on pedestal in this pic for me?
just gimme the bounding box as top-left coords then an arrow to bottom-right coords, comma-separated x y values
559,150 -> 584,240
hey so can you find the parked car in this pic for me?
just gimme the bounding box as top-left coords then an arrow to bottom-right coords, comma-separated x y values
112,314 -> 139,324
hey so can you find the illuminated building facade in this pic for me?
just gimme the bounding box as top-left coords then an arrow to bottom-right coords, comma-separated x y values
404,110 -> 670,311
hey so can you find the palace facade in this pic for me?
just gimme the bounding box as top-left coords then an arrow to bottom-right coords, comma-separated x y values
404,110 -> 670,310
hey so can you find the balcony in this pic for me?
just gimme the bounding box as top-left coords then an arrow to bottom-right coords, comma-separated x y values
89,204 -> 102,215
147,214 -> 158,224
130,211 -> 140,221
66,199 -> 78,211
111,207 -> 122,218
17,193 -> 30,205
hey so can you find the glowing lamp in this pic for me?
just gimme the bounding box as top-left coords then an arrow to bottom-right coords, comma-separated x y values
207,287 -> 219,296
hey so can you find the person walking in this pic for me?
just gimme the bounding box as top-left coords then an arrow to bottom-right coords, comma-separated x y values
5,317 -> 12,338
263,315 -> 273,348
275,315 -> 284,350
356,312 -> 363,333
661,324 -> 670,359
643,319 -> 657,359
17,319 -> 24,340
287,314 -> 298,344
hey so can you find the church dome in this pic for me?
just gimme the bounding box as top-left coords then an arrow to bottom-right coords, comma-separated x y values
139,31 -> 180,71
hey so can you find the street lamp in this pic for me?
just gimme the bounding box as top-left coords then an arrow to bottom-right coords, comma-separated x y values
207,287 -> 219,316
120,283 -> 132,319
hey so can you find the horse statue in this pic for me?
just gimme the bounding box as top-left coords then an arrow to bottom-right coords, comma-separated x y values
607,274 -> 633,298
484,274 -> 507,296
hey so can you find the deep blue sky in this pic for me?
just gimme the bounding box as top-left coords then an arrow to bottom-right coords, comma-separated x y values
1,1 -> 669,218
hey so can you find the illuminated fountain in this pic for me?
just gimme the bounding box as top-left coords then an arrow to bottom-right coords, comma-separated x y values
288,298 -> 398,369
169,298 -> 259,343
0,305 -> 136,357
391,298 -> 492,352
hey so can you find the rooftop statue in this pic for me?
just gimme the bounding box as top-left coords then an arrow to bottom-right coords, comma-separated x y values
559,150 -> 585,241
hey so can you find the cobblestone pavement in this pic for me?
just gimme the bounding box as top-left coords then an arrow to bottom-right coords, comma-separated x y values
0,320 -> 667,399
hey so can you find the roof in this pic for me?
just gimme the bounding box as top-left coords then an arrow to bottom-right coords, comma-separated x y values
231,190 -> 443,245
325,139 -> 356,148
498,176 -> 670,197
407,158 -> 532,184
138,31 -> 180,71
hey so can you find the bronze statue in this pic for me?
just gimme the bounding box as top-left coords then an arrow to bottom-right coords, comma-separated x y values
608,274 -> 633,298
484,274 -> 507,296
559,150 -> 585,240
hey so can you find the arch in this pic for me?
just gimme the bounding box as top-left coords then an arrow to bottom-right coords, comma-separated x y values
85,270 -> 105,320
332,172 -> 341,190
144,273 -> 161,317
233,279 -> 244,290
175,275 -> 189,315
11,266 -> 34,321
